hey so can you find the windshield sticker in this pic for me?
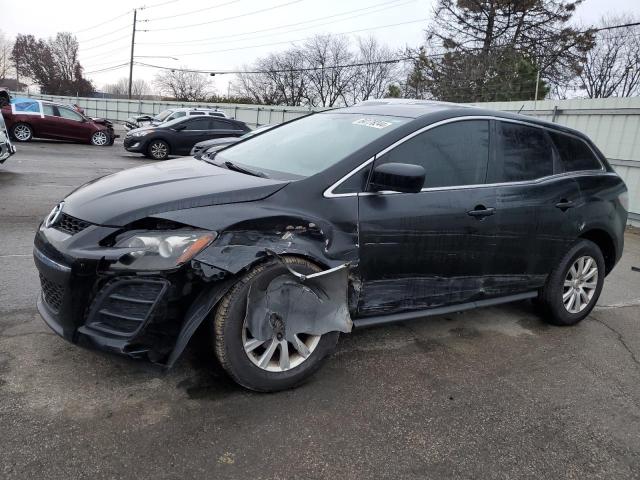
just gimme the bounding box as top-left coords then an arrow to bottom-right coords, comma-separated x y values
352,118 -> 393,129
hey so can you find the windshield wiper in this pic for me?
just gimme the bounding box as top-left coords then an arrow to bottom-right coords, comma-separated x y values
223,161 -> 269,178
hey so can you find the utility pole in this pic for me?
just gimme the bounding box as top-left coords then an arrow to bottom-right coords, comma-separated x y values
127,8 -> 137,100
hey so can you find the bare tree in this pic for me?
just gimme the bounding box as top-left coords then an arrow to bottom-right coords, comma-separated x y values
348,36 -> 399,103
12,32 -> 93,95
104,77 -> 151,97
0,30 -> 14,80
234,69 -> 283,105
304,35 -> 356,107
578,15 -> 640,97
154,69 -> 211,101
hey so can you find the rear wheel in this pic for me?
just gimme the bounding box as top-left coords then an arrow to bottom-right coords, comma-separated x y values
147,139 -> 170,160
12,123 -> 32,142
538,239 -> 605,326
213,256 -> 339,392
90,131 -> 109,146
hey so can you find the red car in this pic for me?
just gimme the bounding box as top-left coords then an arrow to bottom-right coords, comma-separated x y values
1,99 -> 117,146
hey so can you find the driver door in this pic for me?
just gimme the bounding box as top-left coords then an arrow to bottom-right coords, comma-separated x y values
357,119 -> 500,316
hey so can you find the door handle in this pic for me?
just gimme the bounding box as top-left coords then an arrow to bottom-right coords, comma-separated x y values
555,199 -> 575,211
467,205 -> 496,218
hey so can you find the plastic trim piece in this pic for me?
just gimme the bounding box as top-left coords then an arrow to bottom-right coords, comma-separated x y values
352,291 -> 538,329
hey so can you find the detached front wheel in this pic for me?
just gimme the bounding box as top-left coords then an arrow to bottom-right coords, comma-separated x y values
213,256 -> 339,392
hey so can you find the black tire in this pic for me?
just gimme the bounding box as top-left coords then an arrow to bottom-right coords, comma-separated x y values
147,139 -> 170,160
538,239 -> 605,326
213,256 -> 340,392
11,122 -> 33,142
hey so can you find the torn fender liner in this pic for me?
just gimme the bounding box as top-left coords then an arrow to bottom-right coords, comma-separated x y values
164,278 -> 235,368
245,261 -> 352,343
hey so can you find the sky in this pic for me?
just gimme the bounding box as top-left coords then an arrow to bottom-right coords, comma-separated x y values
2,0 -> 640,95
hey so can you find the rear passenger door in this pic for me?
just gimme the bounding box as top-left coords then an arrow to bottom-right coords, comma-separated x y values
174,117 -> 215,154
488,120 -> 581,291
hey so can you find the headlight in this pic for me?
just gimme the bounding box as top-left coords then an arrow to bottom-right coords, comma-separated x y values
131,130 -> 153,137
113,230 -> 216,270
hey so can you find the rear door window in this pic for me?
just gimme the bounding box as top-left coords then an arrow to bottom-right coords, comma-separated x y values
376,120 -> 490,188
549,132 -> 602,172
183,117 -> 212,130
212,119 -> 234,130
488,122 -> 554,183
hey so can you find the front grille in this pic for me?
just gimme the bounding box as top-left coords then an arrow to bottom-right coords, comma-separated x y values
85,279 -> 168,337
54,213 -> 92,235
40,274 -> 65,311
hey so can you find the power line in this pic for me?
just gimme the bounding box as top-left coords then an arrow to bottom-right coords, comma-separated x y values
142,0 -> 305,31
78,24 -> 132,43
72,11 -> 132,35
85,62 -> 131,74
160,18 -> 427,57
144,0 -> 241,22
133,56 -> 413,75
593,21 -> 640,32
81,33 -> 132,52
136,0 -> 412,47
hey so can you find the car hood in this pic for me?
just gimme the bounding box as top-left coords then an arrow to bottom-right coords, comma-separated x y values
62,158 -> 289,226
195,137 -> 238,148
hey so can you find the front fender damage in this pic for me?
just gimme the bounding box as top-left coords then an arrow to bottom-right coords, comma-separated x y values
245,258 -> 352,344
166,220 -> 357,367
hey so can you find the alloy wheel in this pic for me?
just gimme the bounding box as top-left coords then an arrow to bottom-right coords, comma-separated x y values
242,320 -> 321,372
91,131 -> 108,146
14,124 -> 31,141
150,142 -> 168,159
562,255 -> 598,314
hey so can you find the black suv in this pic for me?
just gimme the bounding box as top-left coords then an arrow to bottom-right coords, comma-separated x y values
34,100 -> 628,392
124,115 -> 249,159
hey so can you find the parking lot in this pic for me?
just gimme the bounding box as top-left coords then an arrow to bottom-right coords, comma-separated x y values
1,139 -> 640,479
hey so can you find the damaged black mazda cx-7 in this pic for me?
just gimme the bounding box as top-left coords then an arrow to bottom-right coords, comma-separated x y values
34,99 -> 628,391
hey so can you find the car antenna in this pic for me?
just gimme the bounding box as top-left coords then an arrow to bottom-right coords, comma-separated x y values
517,104 -> 525,114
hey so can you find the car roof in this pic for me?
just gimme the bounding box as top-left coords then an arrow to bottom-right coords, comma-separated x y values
330,98 -> 586,139
172,107 -> 224,113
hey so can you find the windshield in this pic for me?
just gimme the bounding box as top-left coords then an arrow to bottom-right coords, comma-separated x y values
154,109 -> 174,122
217,113 -> 409,177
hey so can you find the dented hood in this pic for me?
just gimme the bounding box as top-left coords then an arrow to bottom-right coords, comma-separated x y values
63,158 -> 288,226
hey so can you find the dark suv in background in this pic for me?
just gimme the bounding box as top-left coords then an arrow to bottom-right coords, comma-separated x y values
34,100 -> 628,392
124,115 -> 249,159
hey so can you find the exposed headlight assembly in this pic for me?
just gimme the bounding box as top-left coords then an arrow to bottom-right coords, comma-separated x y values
114,230 -> 216,270
131,130 -> 153,137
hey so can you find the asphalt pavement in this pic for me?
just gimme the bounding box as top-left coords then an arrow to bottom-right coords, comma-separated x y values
1,138 -> 640,479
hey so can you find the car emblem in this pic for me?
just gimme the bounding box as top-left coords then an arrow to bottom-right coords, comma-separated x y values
45,202 -> 64,228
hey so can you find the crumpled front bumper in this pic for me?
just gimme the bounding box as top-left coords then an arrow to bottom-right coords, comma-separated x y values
33,226 -> 200,363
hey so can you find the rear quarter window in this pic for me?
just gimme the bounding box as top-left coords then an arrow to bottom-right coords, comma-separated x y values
549,131 -> 602,172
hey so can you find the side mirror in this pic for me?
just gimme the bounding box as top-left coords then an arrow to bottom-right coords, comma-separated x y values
369,162 -> 425,194
174,124 -> 186,131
